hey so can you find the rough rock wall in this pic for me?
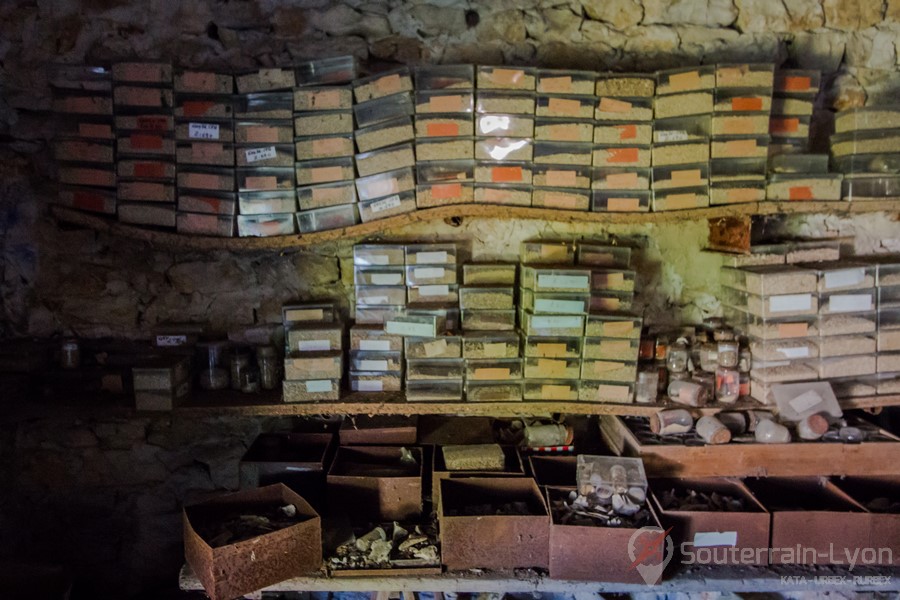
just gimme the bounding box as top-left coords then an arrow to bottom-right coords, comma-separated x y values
2,0 -> 900,337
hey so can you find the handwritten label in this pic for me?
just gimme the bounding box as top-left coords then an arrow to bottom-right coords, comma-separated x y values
369,194 -> 401,213
657,130 -> 689,143
298,340 -> 331,352
423,339 -> 448,357
534,298 -> 584,313
356,379 -> 383,392
305,380 -> 333,393
189,122 -> 220,140
537,274 -> 589,290
156,335 -> 187,347
824,268 -> 865,290
245,146 -> 277,163
360,340 -> 391,352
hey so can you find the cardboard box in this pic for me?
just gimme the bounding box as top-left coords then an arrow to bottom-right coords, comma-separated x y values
183,484 -> 322,600
432,445 -> 524,509
240,432 -> 336,510
546,486 -> 666,583
338,415 -> 418,445
650,477 -> 771,565
440,477 -> 549,571
745,477 -> 871,565
327,446 -> 423,521
528,455 -> 576,487
830,476 -> 900,566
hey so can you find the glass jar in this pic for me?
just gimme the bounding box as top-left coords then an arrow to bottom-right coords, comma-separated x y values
755,419 -> 791,444
198,341 -> 229,390
715,366 -> 740,404
650,408 -> 693,435
693,371 -> 715,399
739,372 -> 750,397
667,380 -> 708,407
696,415 -> 731,444
666,338 -> 690,373
241,365 -> 261,393
638,335 -> 655,361
717,411 -> 747,435
256,345 -> 280,391
656,363 -> 669,395
738,347 -> 752,372
60,337 -> 81,369
699,341 -> 718,372
713,327 -> 734,342
717,341 -> 739,368
635,369 -> 659,404
230,350 -> 250,392
654,335 -> 669,362
797,413 -> 829,440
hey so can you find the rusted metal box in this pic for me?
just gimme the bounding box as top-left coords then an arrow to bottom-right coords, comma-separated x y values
440,477 -> 549,571
829,476 -> 900,566
327,445 -> 423,521
339,415 -> 418,445
239,432 -> 336,510
649,477 -> 771,566
528,455 -> 576,487
183,483 -> 322,600
432,445 -> 524,510
546,486 -> 665,583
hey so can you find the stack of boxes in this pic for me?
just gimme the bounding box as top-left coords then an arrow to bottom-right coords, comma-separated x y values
51,65 -> 117,215
352,68 -> 417,222
770,69 -> 819,156
875,260 -> 900,390
651,66 -> 713,212
113,62 -> 176,227
282,301 -> 344,401
132,356 -> 191,411
234,68 -> 297,237
766,153 -> 842,202
173,69 -> 236,236
473,66 -> 536,207
413,65 -> 477,208
531,70 -> 595,211
592,74 -> 655,213
709,64 -> 774,205
294,57 -> 359,233
830,106 -> 900,201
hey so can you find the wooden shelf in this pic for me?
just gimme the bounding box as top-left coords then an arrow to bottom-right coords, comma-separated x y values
51,199 -> 900,251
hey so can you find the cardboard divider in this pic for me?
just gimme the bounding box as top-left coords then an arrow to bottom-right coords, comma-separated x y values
829,476 -> 900,565
338,415 -> 418,445
432,444 -> 524,510
528,455 -> 576,487
327,445 -> 423,521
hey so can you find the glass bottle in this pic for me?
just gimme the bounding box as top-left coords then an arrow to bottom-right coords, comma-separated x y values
667,338 -> 690,373
755,419 -> 791,444
650,408 -> 693,435
60,337 -> 81,369
230,350 -> 250,392
696,415 -> 732,444
241,365 -> 261,393
667,380 -> 708,407
198,341 -> 229,390
635,369 -> 659,404
256,345 -> 280,391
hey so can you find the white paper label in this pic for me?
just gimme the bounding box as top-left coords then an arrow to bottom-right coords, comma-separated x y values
414,267 -> 445,280
534,298 -> 584,314
357,379 -> 383,392
156,335 -> 187,347
789,389 -> 823,414
369,194 -> 401,213
385,321 -> 434,337
298,339 -> 331,352
830,294 -> 872,312
189,122 -> 220,140
360,339 -> 391,351
531,316 -> 582,330
305,379 -> 332,393
768,293 -> 812,313
360,360 -> 389,371
419,284 -> 449,297
363,295 -> 390,305
415,251 -> 448,264
693,531 -> 738,548
367,254 -> 390,266
423,339 -> 448,357
245,146 -> 277,162
371,272 -> 402,285
657,130 -> 690,143
537,274 -> 590,290
779,346 -> 810,359
824,268 -> 865,290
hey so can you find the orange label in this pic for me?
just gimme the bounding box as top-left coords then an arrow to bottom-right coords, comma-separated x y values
492,165 -> 523,183
537,358 -> 568,375
490,68 -> 524,86
312,186 -> 344,204
600,339 -> 632,354
543,194 -> 578,209
789,186 -> 813,200
245,126 -> 279,143
194,196 -> 223,211
722,139 -> 758,157
597,384 -> 629,401
426,122 -> 460,137
603,321 -> 635,336
310,166 -> 344,183
547,124 -> 579,141
72,191 -> 105,212
717,67 -> 744,85
771,117 -> 799,134
598,97 -> 632,113
606,172 -> 639,188
541,384 -> 573,398
778,322 -> 809,337
541,76 -> 572,93
130,133 -> 163,149
546,169 -> 577,187
548,97 -> 582,116
312,137 -> 344,156
723,117 -> 754,135
192,142 -> 223,159
606,197 -> 640,211
134,162 -> 166,179
481,187 -> 510,202
245,176 -> 277,190
430,94 -> 464,112
536,343 -> 567,356
668,70 -> 702,91
186,173 -> 220,189
181,72 -> 216,92
726,187 -> 759,203
732,97 -> 763,111
663,193 -> 698,210
607,147 -> 639,164
671,168 -> 702,185
311,89 -> 341,109
432,182 -> 462,199
782,75 -> 811,92
374,73 -> 402,95
136,116 -> 170,131
616,124 -> 637,140
78,123 -> 112,138
473,367 -> 511,380
182,100 -> 215,117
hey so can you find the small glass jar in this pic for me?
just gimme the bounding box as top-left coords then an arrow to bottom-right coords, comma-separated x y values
60,337 -> 81,369
690,332 -> 707,370
715,366 -> 740,404
739,372 -> 750,397
256,345 -> 280,391
230,350 -> 250,392
738,347 -> 752,373
241,365 -> 261,393
635,369 -> 659,404
639,334 -> 655,361
699,341 -> 718,372
717,411 -> 747,435
667,379 -> 708,407
650,408 -> 693,435
755,419 -> 791,444
696,415 -> 731,444
666,338 -> 689,373
717,340 -> 739,368
654,335 -> 669,362
198,341 -> 229,390
693,371 -> 715,399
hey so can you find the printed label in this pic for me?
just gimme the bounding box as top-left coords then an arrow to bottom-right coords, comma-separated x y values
616,124 -> 637,140
789,390 -> 823,414
693,532 -> 738,548
245,146 -> 277,163
492,165 -> 523,183
656,130 -> 689,143
371,272 -> 402,285
156,335 -> 187,347
546,169 -> 577,187
415,251 -> 448,264
360,340 -> 391,352
531,316 -> 582,330
310,166 -> 344,183
427,122 -> 460,137
482,342 -> 507,358
369,194 -> 401,213
542,76 -> 572,93
768,294 -> 812,313
830,294 -> 872,312
824,268 -> 865,290
360,360 -> 389,371
298,340 -> 331,352
598,97 -> 632,113
357,379 -> 383,392
537,274 -> 589,290
419,284 -> 449,297
777,322 -> 808,338
473,367 -> 511,380
534,298 -> 584,314
430,94 -> 464,112
189,122 -> 220,140
414,267 -> 445,279
431,182 -> 462,199
548,97 -> 582,116
423,339 -> 448,357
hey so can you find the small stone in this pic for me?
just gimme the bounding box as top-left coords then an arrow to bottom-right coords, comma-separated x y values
368,540 -> 393,564
279,504 -> 297,518
413,545 -> 438,561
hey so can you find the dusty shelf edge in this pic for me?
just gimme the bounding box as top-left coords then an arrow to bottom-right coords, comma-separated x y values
51,200 -> 900,251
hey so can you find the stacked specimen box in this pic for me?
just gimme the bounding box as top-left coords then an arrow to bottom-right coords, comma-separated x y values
282,302 -> 343,401
531,70 -> 597,211
413,65 -> 476,208
874,260 -> 900,392
113,62 -> 176,227
766,153 -> 842,201
50,65 -> 117,215
709,64 -> 774,205
831,107 -> 900,201
593,73 -> 655,213
770,69 -> 819,156
474,66 -> 536,206
353,68 -> 417,221
174,70 -> 236,237
233,69 -> 296,237
651,66 -> 713,211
